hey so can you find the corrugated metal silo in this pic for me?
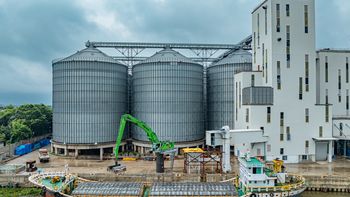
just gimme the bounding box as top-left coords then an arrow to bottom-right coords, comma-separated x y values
207,49 -> 252,130
52,46 -> 128,145
132,48 -> 204,143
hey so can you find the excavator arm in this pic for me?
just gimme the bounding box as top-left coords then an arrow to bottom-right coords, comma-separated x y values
114,114 -> 174,163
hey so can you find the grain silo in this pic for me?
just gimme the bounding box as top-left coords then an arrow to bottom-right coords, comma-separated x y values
52,46 -> 128,160
207,49 -> 252,130
131,48 -> 204,152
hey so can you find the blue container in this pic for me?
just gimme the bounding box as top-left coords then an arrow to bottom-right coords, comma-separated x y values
33,141 -> 41,150
15,145 -> 26,156
15,143 -> 32,155
40,139 -> 50,147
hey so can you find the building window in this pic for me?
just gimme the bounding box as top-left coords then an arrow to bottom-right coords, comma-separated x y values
235,82 -> 238,121
239,82 -> 241,108
325,89 -> 329,104
286,4 -> 290,17
257,14 -> 260,46
286,25 -> 291,68
319,126 -> 323,137
346,57 -> 349,83
251,74 -> 255,87
347,90 -> 349,113
246,108 -> 249,123
286,127 -> 291,141
267,144 -> 271,152
339,69 -> 342,103
299,77 -> 303,100
304,5 -> 309,33
302,155 -> 307,160
305,55 -> 309,92
282,155 -> 288,161
253,33 -> 256,63
280,148 -> 284,155
325,105 -> 329,122
305,140 -> 309,148
280,112 -> 284,126
262,44 -> 265,75
265,6 -> 267,35
276,4 -> 281,32
280,133 -> 284,141
325,56 -> 328,82
267,107 -> 271,123
277,61 -> 281,89
305,108 -> 309,123
265,49 -> 268,83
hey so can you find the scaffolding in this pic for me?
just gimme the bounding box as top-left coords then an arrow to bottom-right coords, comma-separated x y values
183,148 -> 223,182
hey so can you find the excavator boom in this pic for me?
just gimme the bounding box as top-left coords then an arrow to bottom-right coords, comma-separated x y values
113,114 -> 175,164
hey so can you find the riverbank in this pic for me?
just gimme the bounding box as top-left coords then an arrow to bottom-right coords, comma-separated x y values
302,191 -> 350,197
0,188 -> 41,197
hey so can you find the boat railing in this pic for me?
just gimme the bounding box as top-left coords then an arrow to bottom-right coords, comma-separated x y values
246,174 -> 306,193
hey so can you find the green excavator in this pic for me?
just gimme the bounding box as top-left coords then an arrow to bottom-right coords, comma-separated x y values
108,114 -> 176,173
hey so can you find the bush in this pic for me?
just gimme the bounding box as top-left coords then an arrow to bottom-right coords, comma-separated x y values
0,187 -> 42,197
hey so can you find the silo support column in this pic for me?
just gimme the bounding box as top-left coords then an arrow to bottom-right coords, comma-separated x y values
344,141 -> 347,156
64,148 -> 68,156
100,148 -> 104,161
75,149 -> 79,158
328,141 -> 333,163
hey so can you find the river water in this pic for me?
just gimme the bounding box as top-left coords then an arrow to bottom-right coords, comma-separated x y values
302,192 -> 350,196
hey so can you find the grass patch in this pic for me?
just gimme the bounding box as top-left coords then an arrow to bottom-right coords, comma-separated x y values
0,187 -> 41,197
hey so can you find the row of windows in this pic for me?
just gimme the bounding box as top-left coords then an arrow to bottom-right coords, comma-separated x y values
267,108 -> 328,126
325,56 -> 349,84
324,88 -> 350,109
276,4 -> 290,32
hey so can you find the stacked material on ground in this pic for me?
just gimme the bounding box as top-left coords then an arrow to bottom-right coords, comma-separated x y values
149,182 -> 237,197
0,164 -> 25,174
72,182 -> 144,197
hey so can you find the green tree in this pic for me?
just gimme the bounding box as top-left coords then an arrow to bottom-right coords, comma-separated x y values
0,125 -> 10,142
0,106 -> 16,126
9,119 -> 32,143
0,104 -> 52,143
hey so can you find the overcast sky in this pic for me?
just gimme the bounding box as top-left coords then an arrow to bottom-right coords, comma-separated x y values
0,0 -> 349,105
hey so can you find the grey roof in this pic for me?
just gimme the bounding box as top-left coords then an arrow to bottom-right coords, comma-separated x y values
72,182 -> 144,196
317,48 -> 350,53
212,49 -> 252,66
53,46 -> 124,64
150,182 -> 237,196
139,48 -> 197,64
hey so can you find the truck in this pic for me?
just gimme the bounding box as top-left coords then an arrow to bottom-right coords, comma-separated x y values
38,149 -> 50,163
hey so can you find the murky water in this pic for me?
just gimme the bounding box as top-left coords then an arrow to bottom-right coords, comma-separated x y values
302,192 -> 350,197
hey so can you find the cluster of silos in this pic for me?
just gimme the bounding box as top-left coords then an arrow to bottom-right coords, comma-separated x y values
207,49 -> 252,130
131,48 -> 204,143
52,46 -> 128,147
52,44 -> 252,156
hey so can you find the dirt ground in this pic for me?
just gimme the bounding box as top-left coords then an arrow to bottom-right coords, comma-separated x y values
6,148 -> 350,176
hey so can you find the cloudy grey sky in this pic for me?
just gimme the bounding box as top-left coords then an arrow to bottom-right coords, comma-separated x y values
0,0 -> 349,105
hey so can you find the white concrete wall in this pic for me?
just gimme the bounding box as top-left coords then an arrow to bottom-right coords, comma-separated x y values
317,51 -> 350,117
234,0 -> 333,163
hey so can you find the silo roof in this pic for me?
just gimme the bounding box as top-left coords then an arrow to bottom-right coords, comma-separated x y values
140,48 -> 196,64
212,49 -> 252,66
53,46 -> 123,64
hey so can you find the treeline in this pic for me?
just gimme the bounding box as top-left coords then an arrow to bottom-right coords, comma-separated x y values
0,104 -> 52,143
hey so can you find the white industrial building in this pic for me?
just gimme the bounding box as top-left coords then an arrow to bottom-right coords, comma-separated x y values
207,0 -> 350,163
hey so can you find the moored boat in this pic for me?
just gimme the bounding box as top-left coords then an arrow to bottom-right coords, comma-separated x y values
236,153 -> 306,197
